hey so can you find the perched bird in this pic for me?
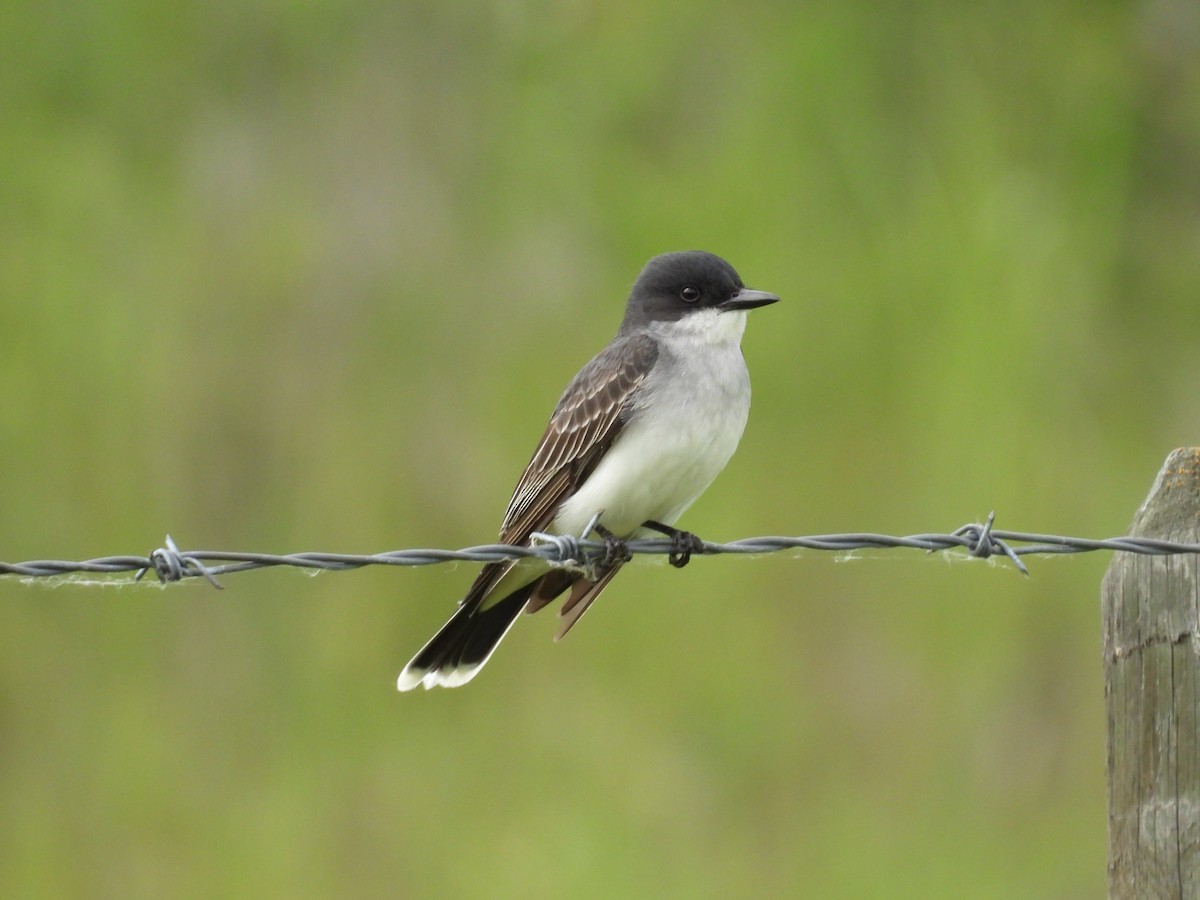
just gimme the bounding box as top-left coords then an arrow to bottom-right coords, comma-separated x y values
398,251 -> 778,690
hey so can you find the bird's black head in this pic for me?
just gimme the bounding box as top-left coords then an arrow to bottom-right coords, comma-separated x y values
620,251 -> 779,331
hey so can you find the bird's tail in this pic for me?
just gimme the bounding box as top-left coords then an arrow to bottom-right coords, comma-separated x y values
397,563 -> 536,691
396,561 -> 623,690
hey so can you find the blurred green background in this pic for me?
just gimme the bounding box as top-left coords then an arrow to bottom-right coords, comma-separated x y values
2,0 -> 1197,896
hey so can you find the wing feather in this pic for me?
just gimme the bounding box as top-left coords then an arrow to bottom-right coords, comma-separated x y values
498,334 -> 658,544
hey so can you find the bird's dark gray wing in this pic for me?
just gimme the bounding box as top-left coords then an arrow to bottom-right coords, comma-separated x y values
498,333 -> 659,545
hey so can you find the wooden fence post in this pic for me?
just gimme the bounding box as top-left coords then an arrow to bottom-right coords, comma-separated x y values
1102,448 -> 1200,898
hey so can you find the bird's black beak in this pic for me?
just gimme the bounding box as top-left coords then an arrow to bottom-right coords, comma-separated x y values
718,288 -> 780,312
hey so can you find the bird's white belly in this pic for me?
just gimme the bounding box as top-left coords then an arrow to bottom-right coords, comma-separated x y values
552,347 -> 751,539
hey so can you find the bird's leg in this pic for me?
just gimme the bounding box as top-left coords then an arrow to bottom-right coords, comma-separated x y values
591,523 -> 632,569
641,520 -> 706,568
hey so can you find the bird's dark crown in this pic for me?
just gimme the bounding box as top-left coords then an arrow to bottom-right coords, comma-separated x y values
620,251 -> 745,329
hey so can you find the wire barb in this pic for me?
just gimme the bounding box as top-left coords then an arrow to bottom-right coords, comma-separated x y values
135,535 -> 225,589
529,531 -> 585,569
951,513 -> 1030,576
531,511 -> 607,578
4,518 -> 1200,588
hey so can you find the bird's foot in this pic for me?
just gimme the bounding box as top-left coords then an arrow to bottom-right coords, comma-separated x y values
642,520 -> 706,568
592,523 -> 632,568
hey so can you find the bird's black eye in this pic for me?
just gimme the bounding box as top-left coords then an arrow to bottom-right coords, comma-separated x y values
680,286 -> 701,303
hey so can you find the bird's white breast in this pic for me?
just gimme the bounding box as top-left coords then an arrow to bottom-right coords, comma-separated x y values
552,310 -> 753,538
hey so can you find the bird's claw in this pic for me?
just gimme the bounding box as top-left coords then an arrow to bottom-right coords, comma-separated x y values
640,520 -> 705,568
594,524 -> 632,567
666,531 -> 705,568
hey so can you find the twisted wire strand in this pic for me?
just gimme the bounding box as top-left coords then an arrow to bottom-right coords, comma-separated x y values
1,514 -> 1195,589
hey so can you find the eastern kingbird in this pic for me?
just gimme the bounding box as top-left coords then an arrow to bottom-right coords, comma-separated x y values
397,251 -> 778,690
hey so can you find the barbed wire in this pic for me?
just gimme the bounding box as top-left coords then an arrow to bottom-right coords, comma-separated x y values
1,514 -> 1197,589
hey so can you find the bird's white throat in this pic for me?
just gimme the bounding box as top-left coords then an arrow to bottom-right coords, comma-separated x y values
649,308 -> 748,347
